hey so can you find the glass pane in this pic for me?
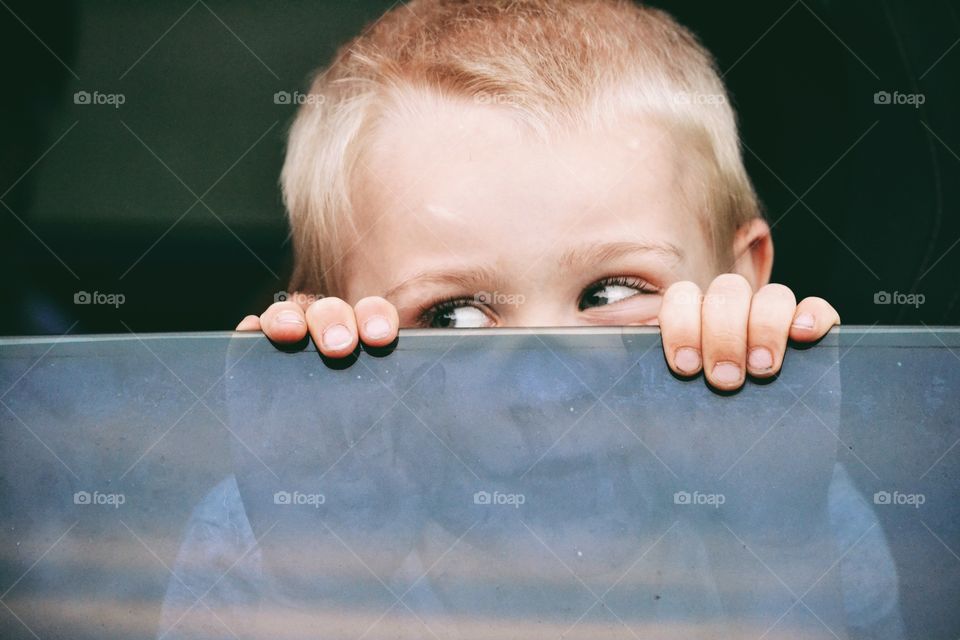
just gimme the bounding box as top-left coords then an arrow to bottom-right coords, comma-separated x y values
0,327 -> 957,639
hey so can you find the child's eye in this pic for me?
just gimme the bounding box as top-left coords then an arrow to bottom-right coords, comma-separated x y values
579,276 -> 659,311
420,299 -> 494,328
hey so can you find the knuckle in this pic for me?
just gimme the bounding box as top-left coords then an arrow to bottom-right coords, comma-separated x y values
663,281 -> 702,307
664,280 -> 701,295
267,301 -> 295,314
708,273 -> 752,297
356,295 -> 387,306
354,296 -> 392,315
660,282 -> 702,324
748,317 -> 788,339
797,296 -> 841,325
307,295 -> 347,315
659,310 -> 699,337
703,329 -> 747,355
757,283 -> 797,305
798,296 -> 829,309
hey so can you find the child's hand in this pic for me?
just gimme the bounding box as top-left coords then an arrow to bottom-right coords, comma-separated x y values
236,296 -> 400,358
658,274 -> 840,390
238,275 -> 838,392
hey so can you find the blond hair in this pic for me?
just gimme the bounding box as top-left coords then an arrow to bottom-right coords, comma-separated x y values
282,0 -> 761,296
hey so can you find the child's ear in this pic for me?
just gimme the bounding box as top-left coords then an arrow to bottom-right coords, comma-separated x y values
729,218 -> 773,289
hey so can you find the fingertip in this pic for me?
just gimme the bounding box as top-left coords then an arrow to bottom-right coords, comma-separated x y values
236,315 -> 261,332
670,346 -> 702,377
706,361 -> 746,391
745,283 -> 795,378
789,297 -> 840,343
355,296 -> 400,347
265,311 -> 308,344
789,313 -> 819,342
746,346 -> 778,379
305,297 -> 360,358
317,322 -> 359,358
360,315 -> 398,346
659,281 -> 704,378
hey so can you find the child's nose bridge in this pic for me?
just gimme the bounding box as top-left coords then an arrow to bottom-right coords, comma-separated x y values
499,299 -> 574,330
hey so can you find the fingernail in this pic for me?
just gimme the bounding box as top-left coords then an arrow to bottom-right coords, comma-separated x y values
275,310 -> 304,326
322,323 -> 353,350
711,362 -> 742,386
674,347 -> 701,374
793,313 -> 815,329
748,347 -> 774,371
364,315 -> 391,340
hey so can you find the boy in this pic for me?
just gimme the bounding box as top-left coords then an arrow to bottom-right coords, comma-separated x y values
160,3 -> 905,638
235,0 -> 840,390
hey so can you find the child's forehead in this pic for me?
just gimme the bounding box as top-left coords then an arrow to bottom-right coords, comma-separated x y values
340,95 -> 711,287
366,89 -> 685,156
353,93 -> 694,223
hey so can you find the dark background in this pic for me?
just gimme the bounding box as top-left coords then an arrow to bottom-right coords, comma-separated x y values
1,0 -> 958,335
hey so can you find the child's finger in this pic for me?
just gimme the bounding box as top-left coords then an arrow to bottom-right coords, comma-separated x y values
260,301 -> 308,343
789,297 -> 841,343
354,296 -> 399,347
658,281 -> 703,376
305,297 -> 359,358
701,273 -> 752,391
235,315 -> 261,331
746,284 -> 796,378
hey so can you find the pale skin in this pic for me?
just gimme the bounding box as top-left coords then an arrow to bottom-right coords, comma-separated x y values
237,96 -> 839,391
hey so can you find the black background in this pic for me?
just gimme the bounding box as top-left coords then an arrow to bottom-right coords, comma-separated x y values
1,0 -> 958,335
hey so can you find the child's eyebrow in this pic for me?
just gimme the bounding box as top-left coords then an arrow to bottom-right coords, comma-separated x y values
383,265 -> 505,300
558,240 -> 684,269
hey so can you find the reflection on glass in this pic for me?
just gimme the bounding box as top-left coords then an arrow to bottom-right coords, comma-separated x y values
2,329 -> 957,639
